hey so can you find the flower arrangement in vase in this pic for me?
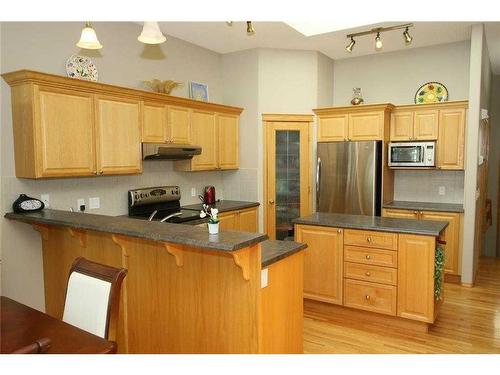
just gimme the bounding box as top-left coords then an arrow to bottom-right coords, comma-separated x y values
200,204 -> 219,234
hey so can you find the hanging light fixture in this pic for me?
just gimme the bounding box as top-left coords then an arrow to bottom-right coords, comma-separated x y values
138,22 -> 166,44
375,32 -> 383,50
345,36 -> 356,52
76,22 -> 103,50
246,21 -> 255,36
403,27 -> 413,45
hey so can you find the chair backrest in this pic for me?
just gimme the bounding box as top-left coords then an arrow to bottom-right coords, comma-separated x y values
12,338 -> 51,354
62,257 -> 127,340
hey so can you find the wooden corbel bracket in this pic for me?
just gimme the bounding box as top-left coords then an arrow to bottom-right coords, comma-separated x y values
111,234 -> 130,258
164,244 -> 184,267
31,224 -> 49,241
68,228 -> 87,248
232,250 -> 251,281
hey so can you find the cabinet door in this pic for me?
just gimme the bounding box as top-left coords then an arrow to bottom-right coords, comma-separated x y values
218,113 -> 239,169
295,225 -> 343,305
36,86 -> 96,177
142,102 -> 167,143
390,111 -> 413,141
420,211 -> 461,275
348,112 -> 384,140
437,109 -> 465,170
95,96 -> 142,175
238,207 -> 258,232
167,106 -> 191,144
397,234 -> 436,323
318,115 -> 348,142
382,208 -> 419,220
414,110 -> 438,140
190,110 -> 218,171
218,211 -> 239,231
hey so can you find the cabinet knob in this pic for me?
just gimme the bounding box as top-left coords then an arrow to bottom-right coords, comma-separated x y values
337,229 -> 342,233
93,171 -> 98,175
99,171 -> 104,175
365,271 -> 371,277
269,199 -> 275,205
365,255 -> 371,260
419,211 -> 423,215
366,236 -> 372,243
365,295 -> 370,300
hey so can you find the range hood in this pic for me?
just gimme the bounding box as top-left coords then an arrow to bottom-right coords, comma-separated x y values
142,143 -> 202,160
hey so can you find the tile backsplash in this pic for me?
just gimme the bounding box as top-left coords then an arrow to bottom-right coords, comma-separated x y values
393,170 -> 464,204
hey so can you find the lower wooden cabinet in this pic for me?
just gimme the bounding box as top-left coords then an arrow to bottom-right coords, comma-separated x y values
295,225 -> 344,305
344,278 -> 397,316
217,207 -> 259,232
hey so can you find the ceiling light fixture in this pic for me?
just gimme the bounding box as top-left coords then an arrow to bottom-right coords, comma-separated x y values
403,27 -> 413,45
76,22 -> 103,50
345,23 -> 413,53
246,21 -> 255,36
138,22 -> 166,44
345,37 -> 356,53
375,32 -> 383,50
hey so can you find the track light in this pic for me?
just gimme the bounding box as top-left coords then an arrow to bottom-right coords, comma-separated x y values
76,22 -> 103,50
345,37 -> 356,53
403,27 -> 413,45
226,21 -> 233,26
246,21 -> 255,35
375,32 -> 383,50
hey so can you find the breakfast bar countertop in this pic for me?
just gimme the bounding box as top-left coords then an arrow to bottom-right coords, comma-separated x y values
293,212 -> 448,237
5,209 -> 268,252
261,240 -> 307,268
383,200 -> 464,213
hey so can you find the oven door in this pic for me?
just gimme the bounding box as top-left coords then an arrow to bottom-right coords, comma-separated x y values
389,143 -> 425,167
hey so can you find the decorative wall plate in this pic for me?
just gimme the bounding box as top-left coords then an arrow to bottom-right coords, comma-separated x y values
66,54 -> 98,81
414,82 -> 448,104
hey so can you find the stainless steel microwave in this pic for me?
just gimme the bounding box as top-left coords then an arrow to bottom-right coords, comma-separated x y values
388,142 -> 436,167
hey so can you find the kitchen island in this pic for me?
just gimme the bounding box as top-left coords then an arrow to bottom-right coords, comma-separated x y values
5,209 -> 306,353
294,212 -> 448,331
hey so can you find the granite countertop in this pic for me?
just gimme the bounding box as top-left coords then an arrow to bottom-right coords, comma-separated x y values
182,200 -> 260,213
293,212 -> 448,237
5,209 -> 268,252
261,240 -> 307,268
383,200 -> 464,213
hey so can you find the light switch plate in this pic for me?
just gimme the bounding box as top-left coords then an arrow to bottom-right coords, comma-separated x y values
261,269 -> 268,288
191,187 -> 196,197
40,194 -> 50,208
89,197 -> 100,209
438,186 -> 446,195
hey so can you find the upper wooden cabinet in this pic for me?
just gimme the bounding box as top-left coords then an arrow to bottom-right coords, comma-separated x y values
315,104 -> 393,142
390,109 -> 439,141
2,70 -> 243,178
414,110 -> 439,140
437,108 -> 466,170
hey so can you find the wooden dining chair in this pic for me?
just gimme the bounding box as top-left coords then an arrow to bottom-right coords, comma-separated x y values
62,257 -> 127,342
12,338 -> 51,354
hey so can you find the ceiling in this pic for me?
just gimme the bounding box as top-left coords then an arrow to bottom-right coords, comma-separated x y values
157,21 -> 500,74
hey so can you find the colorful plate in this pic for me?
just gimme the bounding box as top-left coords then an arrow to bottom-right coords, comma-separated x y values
414,82 -> 448,104
66,54 -> 98,81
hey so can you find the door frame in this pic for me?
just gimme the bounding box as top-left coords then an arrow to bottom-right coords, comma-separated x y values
263,114 -> 313,240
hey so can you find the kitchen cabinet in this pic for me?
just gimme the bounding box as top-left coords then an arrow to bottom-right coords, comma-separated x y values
295,225 -> 343,305
95,95 -> 142,175
382,208 -> 462,276
437,108 -> 466,170
2,70 -> 243,179
397,234 -> 436,322
315,104 -> 393,142
390,109 -> 438,141
218,206 -> 259,232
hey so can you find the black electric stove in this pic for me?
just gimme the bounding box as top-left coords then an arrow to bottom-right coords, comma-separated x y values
128,186 -> 206,224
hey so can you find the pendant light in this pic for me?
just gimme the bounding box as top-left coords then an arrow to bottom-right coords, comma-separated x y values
345,37 -> 356,52
138,22 -> 166,44
375,32 -> 383,50
403,27 -> 413,45
76,22 -> 103,50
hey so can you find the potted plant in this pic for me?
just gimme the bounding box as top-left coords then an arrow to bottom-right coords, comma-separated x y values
200,205 -> 219,234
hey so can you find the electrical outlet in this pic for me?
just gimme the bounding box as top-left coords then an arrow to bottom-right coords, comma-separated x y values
40,194 -> 50,208
261,269 -> 268,288
77,198 -> 85,212
191,187 -> 196,197
89,197 -> 100,209
438,186 -> 446,195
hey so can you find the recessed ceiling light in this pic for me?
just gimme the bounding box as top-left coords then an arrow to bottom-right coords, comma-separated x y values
285,21 -> 372,37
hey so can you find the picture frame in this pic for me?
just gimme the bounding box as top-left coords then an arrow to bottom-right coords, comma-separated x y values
189,81 -> 209,102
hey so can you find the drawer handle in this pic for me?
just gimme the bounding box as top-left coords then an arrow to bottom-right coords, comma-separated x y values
367,237 -> 372,243
365,255 -> 371,260
365,295 -> 370,300
365,271 -> 371,276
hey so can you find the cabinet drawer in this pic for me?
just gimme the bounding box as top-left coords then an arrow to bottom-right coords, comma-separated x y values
344,279 -> 397,316
344,262 -> 397,286
344,246 -> 398,268
344,229 -> 397,250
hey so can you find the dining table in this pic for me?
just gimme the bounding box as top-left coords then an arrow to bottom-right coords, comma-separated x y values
1,296 -> 116,354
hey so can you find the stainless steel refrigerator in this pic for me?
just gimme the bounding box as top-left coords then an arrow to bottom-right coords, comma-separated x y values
316,141 -> 382,216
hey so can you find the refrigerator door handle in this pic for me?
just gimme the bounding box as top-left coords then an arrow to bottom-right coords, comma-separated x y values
316,157 -> 322,209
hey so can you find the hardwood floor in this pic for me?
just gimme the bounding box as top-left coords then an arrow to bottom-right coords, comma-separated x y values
303,257 -> 500,353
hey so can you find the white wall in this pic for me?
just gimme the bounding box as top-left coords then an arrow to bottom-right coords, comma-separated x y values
0,22 -> 227,309
333,41 -> 471,105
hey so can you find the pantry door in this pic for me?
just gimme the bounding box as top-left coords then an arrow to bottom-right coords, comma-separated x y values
263,115 -> 312,240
